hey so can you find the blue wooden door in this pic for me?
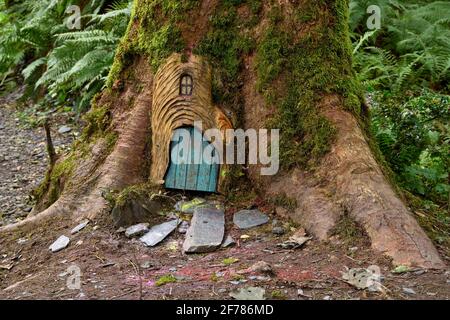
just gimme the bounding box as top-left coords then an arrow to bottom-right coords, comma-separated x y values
165,127 -> 219,192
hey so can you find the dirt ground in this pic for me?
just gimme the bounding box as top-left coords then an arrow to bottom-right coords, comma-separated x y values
0,95 -> 78,226
0,102 -> 449,301
0,214 -> 449,300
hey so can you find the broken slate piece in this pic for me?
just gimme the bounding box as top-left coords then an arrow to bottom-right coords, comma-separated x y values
233,209 -> 269,229
125,223 -> 150,238
71,220 -> 90,234
140,220 -> 179,247
221,235 -> 236,248
272,226 -> 285,235
58,125 -> 72,134
342,267 -> 382,292
49,235 -> 70,253
183,208 -> 225,253
230,287 -> 266,300
277,236 -> 312,249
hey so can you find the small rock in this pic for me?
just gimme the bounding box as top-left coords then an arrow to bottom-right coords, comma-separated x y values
58,126 -> 72,134
169,267 -> 177,272
125,223 -> 150,238
230,287 -> 266,300
272,226 -> 285,236
178,221 -> 189,234
217,288 -> 227,294
71,220 -> 90,234
140,220 -> 179,247
250,261 -> 273,275
233,209 -> 269,229
17,238 -> 28,245
402,287 -> 416,295
49,236 -> 70,253
221,235 -> 236,248
116,227 -> 126,233
277,235 -> 312,249
140,261 -> 153,269
323,295 -> 332,300
414,270 -> 426,276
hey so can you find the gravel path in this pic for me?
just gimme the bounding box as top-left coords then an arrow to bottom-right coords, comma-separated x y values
0,99 -> 78,226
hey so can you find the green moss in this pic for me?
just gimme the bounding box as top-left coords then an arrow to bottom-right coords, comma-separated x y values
194,1 -> 257,120
115,182 -> 161,207
32,154 -> 76,208
270,193 -> 298,211
81,103 -> 111,140
332,212 -> 369,245
255,0 -> 364,169
155,274 -> 177,286
222,257 -> 239,266
107,0 -> 199,87
105,131 -> 119,152
271,290 -> 287,300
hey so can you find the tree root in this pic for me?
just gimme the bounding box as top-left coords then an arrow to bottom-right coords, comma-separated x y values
269,96 -> 445,269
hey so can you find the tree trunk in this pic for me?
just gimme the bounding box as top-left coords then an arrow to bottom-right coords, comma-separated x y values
0,0 -> 444,269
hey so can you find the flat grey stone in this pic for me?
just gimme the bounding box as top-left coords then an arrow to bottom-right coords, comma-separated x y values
183,208 -> 225,253
272,226 -> 285,235
125,223 -> 149,238
71,220 -> 89,234
139,220 -> 179,247
49,235 -> 70,253
58,126 -> 72,134
233,209 -> 269,229
229,287 -> 266,300
221,235 -> 236,248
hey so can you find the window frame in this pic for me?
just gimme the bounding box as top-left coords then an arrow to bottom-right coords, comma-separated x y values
180,74 -> 193,96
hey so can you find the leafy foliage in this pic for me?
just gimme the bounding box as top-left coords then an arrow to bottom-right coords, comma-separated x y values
351,0 -> 450,93
371,91 -> 449,203
0,0 -> 132,111
351,0 -> 449,242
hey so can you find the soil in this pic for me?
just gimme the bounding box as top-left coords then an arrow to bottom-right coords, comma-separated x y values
0,94 -> 79,227
0,99 -> 449,300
